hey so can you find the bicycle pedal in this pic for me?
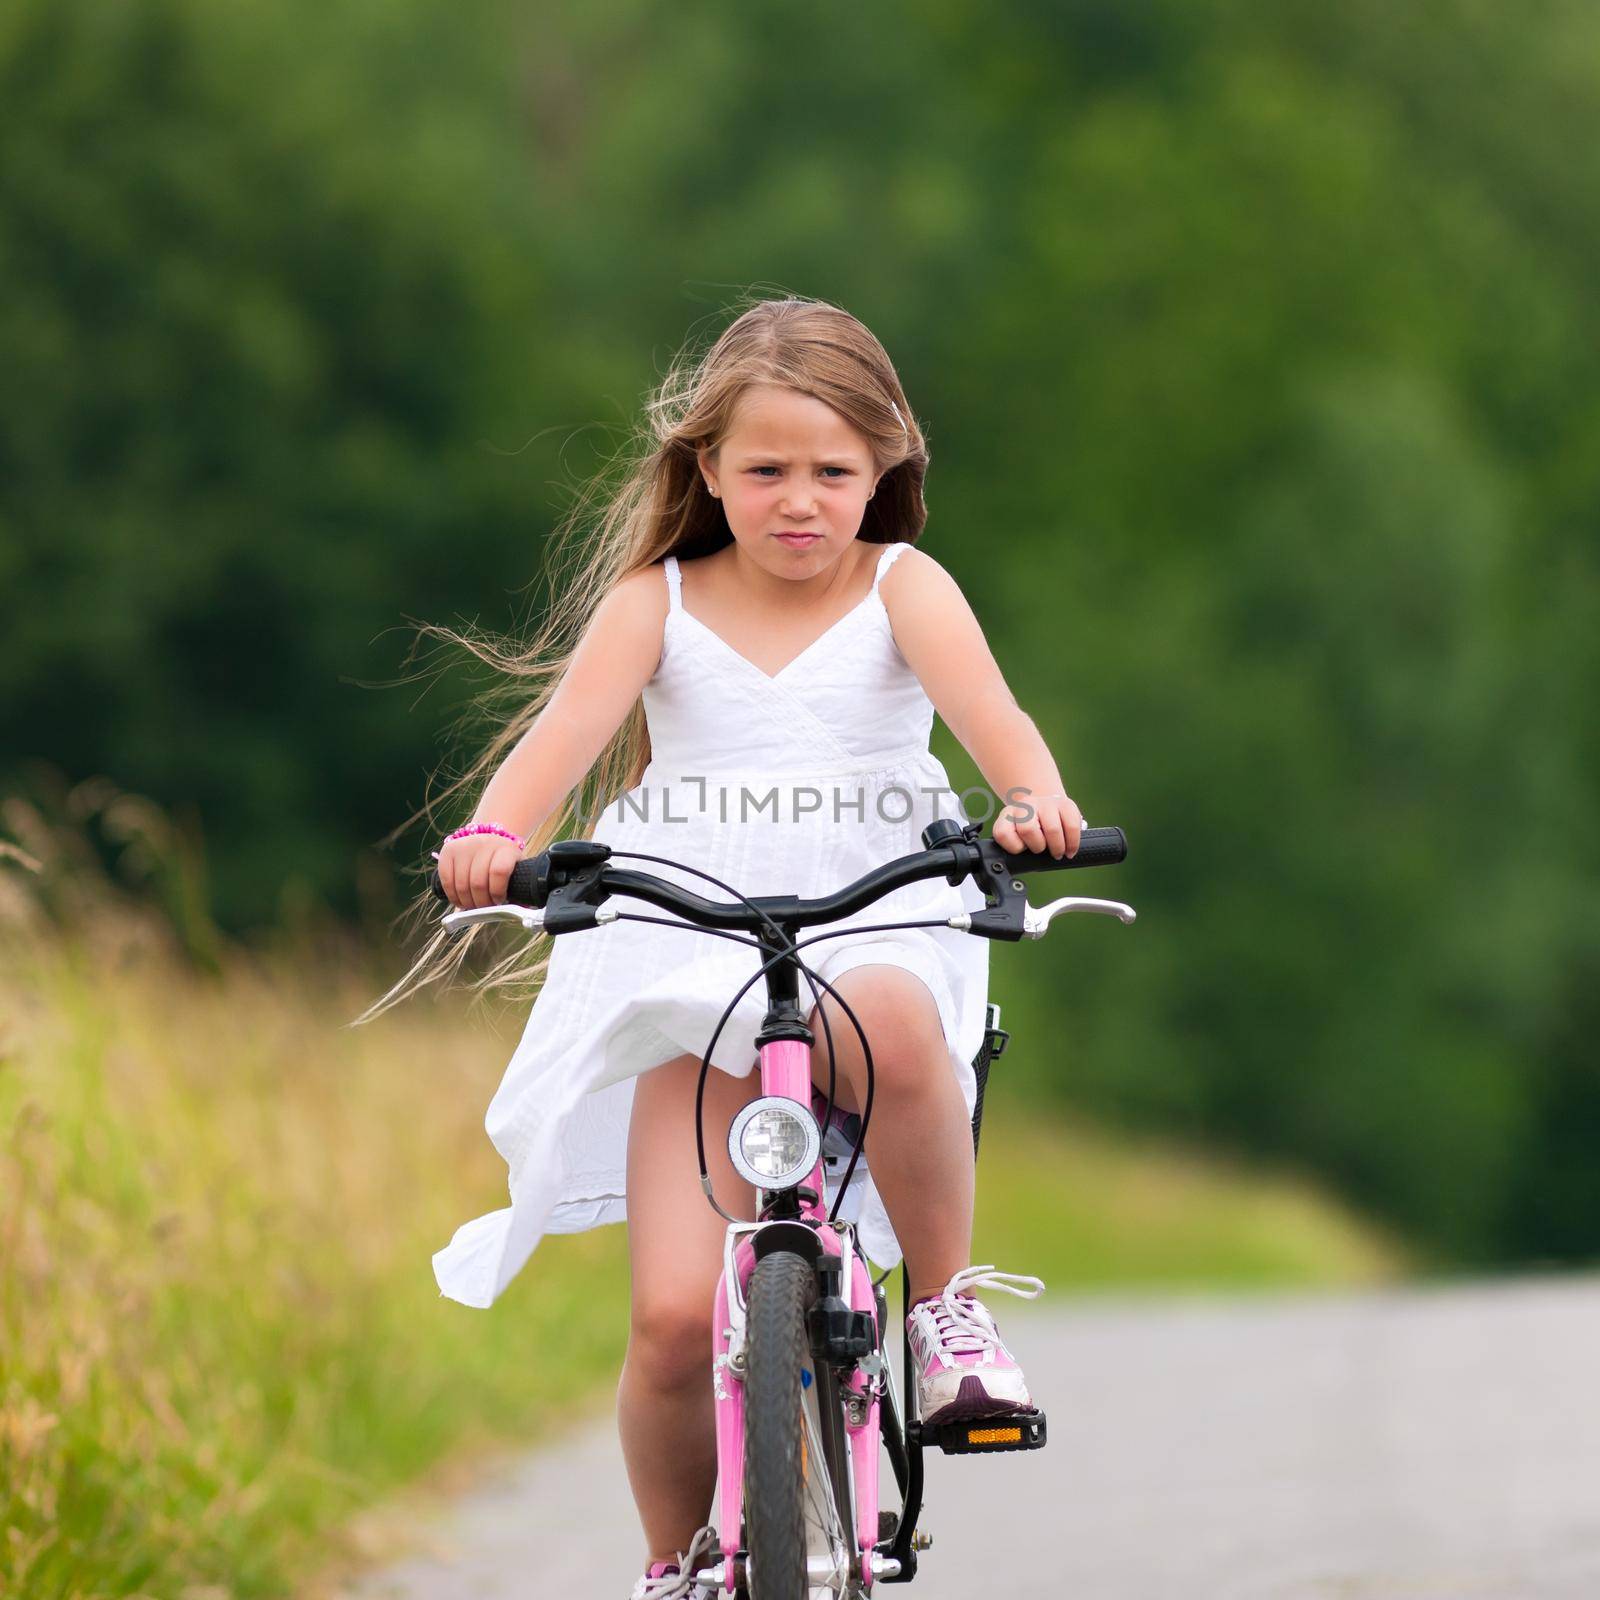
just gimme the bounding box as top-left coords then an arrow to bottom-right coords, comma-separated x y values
912,1408 -> 1047,1455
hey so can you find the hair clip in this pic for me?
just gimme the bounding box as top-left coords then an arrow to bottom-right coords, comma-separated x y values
890,400 -> 908,434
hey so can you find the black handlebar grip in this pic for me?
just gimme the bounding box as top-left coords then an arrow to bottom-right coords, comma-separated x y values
506,858 -> 548,907
1005,824 -> 1128,873
428,856 -> 552,907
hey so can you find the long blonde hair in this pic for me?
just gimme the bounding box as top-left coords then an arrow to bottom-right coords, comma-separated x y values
356,293 -> 929,1023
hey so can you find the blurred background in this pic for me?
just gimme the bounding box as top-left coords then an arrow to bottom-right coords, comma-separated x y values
3,1 -> 1596,1594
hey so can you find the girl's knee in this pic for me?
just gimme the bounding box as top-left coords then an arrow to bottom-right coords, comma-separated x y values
627,1294 -> 713,1389
812,966 -> 947,1100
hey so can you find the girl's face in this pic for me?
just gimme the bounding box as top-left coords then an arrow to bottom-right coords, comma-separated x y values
698,384 -> 884,575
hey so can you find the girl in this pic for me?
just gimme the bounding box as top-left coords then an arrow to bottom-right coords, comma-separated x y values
417,297 -> 1084,1599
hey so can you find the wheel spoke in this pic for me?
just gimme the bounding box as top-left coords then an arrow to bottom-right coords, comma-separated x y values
799,1373 -> 849,1594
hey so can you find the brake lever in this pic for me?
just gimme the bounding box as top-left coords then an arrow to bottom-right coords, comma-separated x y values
439,901 -> 622,938
1021,895 -> 1137,939
440,904 -> 547,938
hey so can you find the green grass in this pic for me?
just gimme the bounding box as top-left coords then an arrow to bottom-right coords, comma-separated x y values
0,921 -> 1402,1599
972,1100 -> 1404,1292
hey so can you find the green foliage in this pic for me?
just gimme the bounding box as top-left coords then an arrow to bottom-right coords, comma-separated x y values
3,0 -> 1597,1265
0,0 -> 558,926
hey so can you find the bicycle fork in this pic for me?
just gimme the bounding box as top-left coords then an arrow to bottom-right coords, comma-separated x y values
707,1035 -> 890,1594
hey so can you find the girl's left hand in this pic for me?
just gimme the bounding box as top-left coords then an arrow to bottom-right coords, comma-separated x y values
992,790 -> 1086,859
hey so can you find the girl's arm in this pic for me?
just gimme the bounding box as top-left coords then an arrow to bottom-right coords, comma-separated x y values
880,548 -> 1086,859
438,566 -> 669,910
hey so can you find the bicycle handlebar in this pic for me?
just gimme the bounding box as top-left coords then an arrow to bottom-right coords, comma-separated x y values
428,822 -> 1128,939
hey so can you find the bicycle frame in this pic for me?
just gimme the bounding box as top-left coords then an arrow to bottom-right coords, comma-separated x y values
704,973 -> 1018,1596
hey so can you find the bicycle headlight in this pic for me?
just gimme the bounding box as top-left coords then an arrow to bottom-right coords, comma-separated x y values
727,1097 -> 822,1190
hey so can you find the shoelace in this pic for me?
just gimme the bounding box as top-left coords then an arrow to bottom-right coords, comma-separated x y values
634,1524 -> 720,1599
916,1264 -> 1045,1357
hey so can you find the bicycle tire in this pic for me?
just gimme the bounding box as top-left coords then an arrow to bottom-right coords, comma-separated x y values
742,1250 -> 853,1600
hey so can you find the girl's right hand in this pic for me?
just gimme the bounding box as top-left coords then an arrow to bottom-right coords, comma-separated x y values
437,833 -> 525,910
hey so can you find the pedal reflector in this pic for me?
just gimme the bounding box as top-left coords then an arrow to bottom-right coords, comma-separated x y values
966,1424 -> 1023,1445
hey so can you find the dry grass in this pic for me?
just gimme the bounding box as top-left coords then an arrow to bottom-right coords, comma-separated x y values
0,920 -> 630,1600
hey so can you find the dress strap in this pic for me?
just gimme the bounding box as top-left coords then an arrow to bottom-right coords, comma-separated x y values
662,555 -> 683,612
872,541 -> 912,591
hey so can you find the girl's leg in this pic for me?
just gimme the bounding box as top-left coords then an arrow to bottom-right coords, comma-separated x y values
618,1052 -> 761,1567
805,965 -> 975,1306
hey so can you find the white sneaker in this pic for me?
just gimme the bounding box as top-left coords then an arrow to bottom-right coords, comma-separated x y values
905,1265 -> 1044,1425
627,1524 -> 719,1599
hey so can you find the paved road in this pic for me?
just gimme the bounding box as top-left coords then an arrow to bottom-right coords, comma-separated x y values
347,1277 -> 1600,1599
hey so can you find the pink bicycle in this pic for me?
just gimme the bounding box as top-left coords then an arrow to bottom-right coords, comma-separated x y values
436,816 -> 1134,1598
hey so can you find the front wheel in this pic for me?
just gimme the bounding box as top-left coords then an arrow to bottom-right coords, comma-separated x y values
742,1250 -> 854,1599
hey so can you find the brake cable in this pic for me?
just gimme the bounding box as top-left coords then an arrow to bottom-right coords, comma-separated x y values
583,847 -> 970,1231
677,939 -> 866,1223
610,903 -> 956,1228
603,850 -> 848,1219
786,917 -> 954,1222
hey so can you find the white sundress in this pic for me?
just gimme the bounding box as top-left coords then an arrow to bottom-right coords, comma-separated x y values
434,538 -> 991,1309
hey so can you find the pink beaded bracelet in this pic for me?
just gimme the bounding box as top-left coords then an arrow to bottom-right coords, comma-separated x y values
434,821 -> 525,857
